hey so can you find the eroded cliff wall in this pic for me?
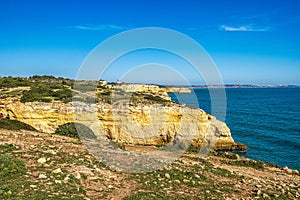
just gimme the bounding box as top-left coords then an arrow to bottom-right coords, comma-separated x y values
0,99 -> 245,151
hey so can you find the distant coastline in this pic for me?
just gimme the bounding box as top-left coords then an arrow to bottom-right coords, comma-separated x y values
165,84 -> 300,89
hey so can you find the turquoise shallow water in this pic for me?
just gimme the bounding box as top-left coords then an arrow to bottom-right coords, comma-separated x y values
169,88 -> 300,170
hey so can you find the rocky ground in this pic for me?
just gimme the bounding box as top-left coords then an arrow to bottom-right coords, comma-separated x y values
0,129 -> 299,200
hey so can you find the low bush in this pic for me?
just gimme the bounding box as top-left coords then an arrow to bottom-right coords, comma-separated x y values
54,122 -> 96,139
0,119 -> 37,131
223,159 -> 265,170
0,77 -> 31,89
20,83 -> 72,103
0,155 -> 26,181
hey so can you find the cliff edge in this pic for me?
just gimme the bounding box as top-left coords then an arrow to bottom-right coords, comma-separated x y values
0,76 -> 246,152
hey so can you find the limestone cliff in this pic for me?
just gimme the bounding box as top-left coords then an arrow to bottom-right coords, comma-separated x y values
164,87 -> 192,93
0,77 -> 245,151
0,99 -> 245,151
111,83 -> 171,100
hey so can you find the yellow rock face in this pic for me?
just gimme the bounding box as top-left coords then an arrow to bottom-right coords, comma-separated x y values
0,99 -> 241,151
0,100 -> 75,133
112,84 -> 171,100
164,87 -> 192,93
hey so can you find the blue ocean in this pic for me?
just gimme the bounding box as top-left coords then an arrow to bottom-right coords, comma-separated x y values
169,88 -> 300,170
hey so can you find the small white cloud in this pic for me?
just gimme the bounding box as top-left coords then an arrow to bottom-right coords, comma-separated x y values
219,25 -> 269,32
71,24 -> 128,31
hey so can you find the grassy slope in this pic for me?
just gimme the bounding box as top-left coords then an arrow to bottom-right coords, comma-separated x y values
0,128 -> 299,199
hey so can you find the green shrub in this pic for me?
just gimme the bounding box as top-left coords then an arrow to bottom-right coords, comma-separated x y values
0,119 -> 37,131
224,159 -> 265,170
0,77 -> 31,89
20,83 -> 72,103
209,150 -> 239,159
97,91 -> 112,104
54,122 -> 96,139
0,144 -> 18,154
0,155 -> 26,180
131,92 -> 170,105
73,81 -> 97,92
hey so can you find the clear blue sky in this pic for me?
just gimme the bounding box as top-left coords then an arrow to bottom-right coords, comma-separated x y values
0,0 -> 299,85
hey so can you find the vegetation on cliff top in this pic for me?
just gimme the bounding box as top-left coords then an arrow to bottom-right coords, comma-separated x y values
0,76 -> 74,103
0,76 -> 173,105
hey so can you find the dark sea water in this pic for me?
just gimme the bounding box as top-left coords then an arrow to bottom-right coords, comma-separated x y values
169,88 -> 300,170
